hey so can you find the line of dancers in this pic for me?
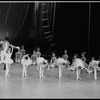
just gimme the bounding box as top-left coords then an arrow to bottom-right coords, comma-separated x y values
0,38 -> 100,80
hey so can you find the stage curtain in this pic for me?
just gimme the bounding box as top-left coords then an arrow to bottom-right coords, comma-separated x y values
0,3 -> 35,47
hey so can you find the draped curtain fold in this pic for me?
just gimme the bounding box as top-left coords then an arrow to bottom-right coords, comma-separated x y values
0,3 -> 35,47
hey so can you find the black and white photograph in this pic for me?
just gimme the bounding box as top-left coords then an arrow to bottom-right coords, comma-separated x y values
0,0 -> 100,98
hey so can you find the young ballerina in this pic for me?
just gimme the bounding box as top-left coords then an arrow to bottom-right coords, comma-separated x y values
62,50 -> 70,68
55,57 -> 67,79
2,47 -> 14,77
31,50 -> 37,65
21,54 -> 32,78
15,48 -> 22,63
50,53 -> 57,68
36,47 -> 41,58
62,50 -> 68,60
20,45 -> 26,58
68,54 -> 90,80
0,38 -> 20,70
36,57 -> 49,78
88,57 -> 100,80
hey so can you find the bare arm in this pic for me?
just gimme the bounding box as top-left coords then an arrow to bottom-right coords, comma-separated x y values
10,44 -> 20,49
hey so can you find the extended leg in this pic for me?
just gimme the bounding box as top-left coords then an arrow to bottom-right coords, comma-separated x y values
94,68 -> 97,80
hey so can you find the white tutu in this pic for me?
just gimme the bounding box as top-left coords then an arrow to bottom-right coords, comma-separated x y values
72,58 -> 84,68
21,58 -> 32,66
3,58 -> 13,64
36,57 -> 45,64
55,57 -> 67,64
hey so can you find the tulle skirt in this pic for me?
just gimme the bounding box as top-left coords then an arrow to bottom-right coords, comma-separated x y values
3,58 -> 13,64
21,59 -> 32,66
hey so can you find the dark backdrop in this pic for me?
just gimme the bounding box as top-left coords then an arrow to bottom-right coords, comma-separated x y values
54,3 -> 100,59
0,2 -> 100,59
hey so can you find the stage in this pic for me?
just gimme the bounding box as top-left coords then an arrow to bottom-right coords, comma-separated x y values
0,63 -> 100,98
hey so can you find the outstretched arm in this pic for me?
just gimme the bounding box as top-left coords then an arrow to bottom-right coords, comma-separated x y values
10,44 -> 20,50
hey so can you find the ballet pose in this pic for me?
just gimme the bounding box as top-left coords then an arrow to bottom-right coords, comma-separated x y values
21,54 -> 32,78
68,54 -> 90,80
3,47 -> 14,77
36,57 -> 49,78
55,57 -> 67,79
88,57 -> 100,80
0,39 -> 20,70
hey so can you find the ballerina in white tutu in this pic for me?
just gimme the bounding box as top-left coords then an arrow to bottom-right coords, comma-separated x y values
36,57 -> 49,78
3,47 -> 14,77
21,54 -> 32,78
55,57 -> 67,79
68,54 -> 90,80
88,57 -> 100,80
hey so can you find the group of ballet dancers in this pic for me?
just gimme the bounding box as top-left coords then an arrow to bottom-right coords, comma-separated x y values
0,38 -> 100,80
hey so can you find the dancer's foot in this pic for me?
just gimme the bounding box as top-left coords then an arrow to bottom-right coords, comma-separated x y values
59,76 -> 64,79
77,77 -> 81,80
94,77 -> 97,80
25,75 -> 28,77
5,74 -> 10,78
42,75 -> 45,78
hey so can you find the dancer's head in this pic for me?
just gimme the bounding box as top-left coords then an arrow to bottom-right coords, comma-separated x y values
64,50 -> 67,54
18,48 -> 21,52
92,57 -> 95,60
37,47 -> 40,52
21,45 -> 24,49
74,54 -> 78,58
7,47 -> 12,53
33,50 -> 36,54
52,53 -> 55,57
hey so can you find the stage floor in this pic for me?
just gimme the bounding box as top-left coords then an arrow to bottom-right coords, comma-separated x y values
0,63 -> 100,98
